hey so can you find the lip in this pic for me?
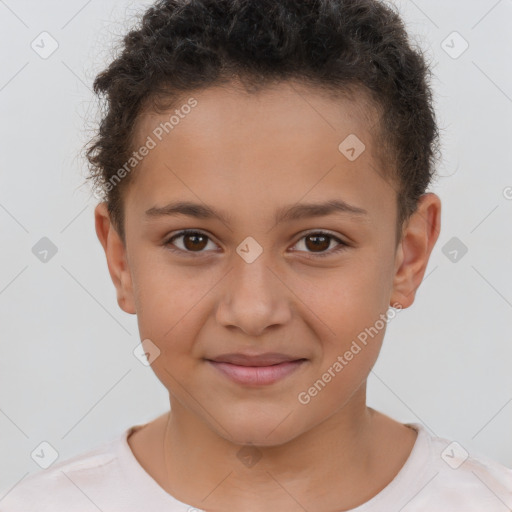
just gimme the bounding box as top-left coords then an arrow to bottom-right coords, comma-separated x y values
208,352 -> 304,366
206,355 -> 307,386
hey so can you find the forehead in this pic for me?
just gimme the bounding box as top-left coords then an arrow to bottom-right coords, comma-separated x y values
125,81 -> 394,226
136,81 -> 380,156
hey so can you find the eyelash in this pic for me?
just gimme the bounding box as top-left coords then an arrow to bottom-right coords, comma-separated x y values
163,229 -> 349,259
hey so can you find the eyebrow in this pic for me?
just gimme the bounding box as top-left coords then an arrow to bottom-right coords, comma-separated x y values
144,199 -> 369,225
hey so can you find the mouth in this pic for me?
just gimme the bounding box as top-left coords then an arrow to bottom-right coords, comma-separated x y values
205,353 -> 308,386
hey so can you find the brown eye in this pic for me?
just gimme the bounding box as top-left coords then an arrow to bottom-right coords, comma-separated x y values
182,232 -> 208,251
292,231 -> 348,258
165,230 -> 216,255
304,234 -> 331,252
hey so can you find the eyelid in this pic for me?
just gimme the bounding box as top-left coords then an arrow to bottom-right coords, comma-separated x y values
296,228 -> 346,242
164,228 -> 349,257
290,229 -> 349,258
164,229 -> 219,256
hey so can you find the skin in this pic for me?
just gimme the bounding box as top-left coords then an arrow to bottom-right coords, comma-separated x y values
94,80 -> 441,511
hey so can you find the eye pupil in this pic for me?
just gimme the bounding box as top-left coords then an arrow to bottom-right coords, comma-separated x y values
184,233 -> 208,251
305,235 -> 330,252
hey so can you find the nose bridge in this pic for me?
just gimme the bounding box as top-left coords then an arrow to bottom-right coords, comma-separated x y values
216,245 -> 291,335
233,246 -> 276,297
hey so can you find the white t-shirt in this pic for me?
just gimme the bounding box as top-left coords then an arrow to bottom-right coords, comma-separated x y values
1,422 -> 511,511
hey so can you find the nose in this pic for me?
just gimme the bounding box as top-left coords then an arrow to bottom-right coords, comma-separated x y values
215,253 -> 292,337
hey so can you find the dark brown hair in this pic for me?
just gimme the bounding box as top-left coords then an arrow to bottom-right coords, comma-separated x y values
84,0 -> 440,244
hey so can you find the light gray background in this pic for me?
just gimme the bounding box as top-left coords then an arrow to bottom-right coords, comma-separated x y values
1,0 -> 511,495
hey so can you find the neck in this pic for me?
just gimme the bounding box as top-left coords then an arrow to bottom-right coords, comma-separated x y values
160,384 -> 402,511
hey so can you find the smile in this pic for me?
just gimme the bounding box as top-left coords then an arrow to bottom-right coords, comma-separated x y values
206,359 -> 307,386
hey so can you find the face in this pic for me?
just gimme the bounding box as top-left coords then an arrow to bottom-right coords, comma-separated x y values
95,81 -> 440,446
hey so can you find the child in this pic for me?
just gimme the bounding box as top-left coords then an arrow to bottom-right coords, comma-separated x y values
2,0 -> 511,510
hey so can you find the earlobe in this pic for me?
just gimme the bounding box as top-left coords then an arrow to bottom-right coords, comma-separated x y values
390,193 -> 441,309
94,202 -> 136,315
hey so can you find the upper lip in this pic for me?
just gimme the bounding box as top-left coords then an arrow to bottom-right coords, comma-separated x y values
207,352 -> 306,367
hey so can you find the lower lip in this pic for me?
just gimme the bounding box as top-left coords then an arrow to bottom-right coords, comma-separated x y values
207,359 -> 306,386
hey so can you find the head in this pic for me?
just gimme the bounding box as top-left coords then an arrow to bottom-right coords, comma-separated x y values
88,0 -> 441,446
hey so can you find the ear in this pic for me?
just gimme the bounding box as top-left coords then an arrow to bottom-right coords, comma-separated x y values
390,193 -> 441,309
94,202 -> 136,315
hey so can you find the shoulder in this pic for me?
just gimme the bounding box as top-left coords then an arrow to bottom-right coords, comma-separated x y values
407,423 -> 512,510
0,433 -> 126,512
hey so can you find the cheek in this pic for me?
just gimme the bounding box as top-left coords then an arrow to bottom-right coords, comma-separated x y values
129,266 -> 201,379
130,250 -> 207,334
299,250 -> 393,387
305,255 -> 393,340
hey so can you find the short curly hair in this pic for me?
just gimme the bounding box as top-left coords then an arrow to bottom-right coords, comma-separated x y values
84,0 -> 440,244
